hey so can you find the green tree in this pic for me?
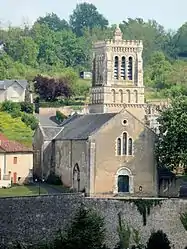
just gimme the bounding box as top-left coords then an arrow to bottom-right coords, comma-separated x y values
54,205 -> 106,249
5,36 -> 39,66
35,12 -> 69,32
146,230 -> 171,249
144,51 -> 172,89
70,3 -> 108,36
156,95 -> 187,171
173,22 -> 187,58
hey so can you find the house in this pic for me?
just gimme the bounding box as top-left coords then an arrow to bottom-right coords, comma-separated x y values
33,26 -> 159,197
0,79 -> 29,102
0,135 -> 33,187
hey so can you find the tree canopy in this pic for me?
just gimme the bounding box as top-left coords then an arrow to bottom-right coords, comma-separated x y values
1,2 -> 187,100
156,95 -> 187,171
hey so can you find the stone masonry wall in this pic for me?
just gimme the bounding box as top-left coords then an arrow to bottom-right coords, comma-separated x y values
0,195 -> 186,249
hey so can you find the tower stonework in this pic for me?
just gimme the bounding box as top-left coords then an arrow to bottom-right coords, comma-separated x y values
89,26 -> 145,120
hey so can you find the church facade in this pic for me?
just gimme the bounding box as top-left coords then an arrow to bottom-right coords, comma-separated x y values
33,26 -> 158,197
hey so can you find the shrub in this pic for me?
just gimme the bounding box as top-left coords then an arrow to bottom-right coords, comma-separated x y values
21,113 -> 38,130
56,110 -> 67,122
10,110 -> 21,118
53,205 -> 106,249
46,173 -> 62,185
20,102 -> 34,114
1,100 -> 20,113
146,230 -> 171,249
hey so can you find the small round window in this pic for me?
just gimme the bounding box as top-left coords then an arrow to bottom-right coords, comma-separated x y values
122,119 -> 128,125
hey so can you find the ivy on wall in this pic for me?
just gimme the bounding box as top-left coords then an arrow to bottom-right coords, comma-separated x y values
180,211 -> 187,230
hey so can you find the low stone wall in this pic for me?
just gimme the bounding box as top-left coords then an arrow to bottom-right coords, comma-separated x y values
0,195 -> 186,248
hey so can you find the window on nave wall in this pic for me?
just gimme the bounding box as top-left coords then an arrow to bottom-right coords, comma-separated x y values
116,132 -> 133,156
114,56 -> 119,79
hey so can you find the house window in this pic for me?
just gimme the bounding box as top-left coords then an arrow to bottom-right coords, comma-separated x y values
117,138 -> 121,155
13,157 -> 17,164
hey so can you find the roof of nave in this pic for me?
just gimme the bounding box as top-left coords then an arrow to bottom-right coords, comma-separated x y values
55,113 -> 117,140
41,126 -> 63,141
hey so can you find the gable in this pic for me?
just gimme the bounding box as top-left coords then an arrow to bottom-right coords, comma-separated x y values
90,109 -> 155,141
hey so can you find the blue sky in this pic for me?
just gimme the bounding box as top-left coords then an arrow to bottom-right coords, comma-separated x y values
0,0 -> 186,30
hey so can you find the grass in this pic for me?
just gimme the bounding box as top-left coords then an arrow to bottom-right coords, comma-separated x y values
0,185 -> 47,197
0,112 -> 33,147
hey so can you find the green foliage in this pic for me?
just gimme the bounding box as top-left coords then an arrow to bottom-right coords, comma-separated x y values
70,3 -> 108,36
46,173 -> 62,185
20,102 -> 34,114
21,113 -> 38,130
56,110 -> 67,123
117,212 -> 131,249
146,230 -> 171,249
53,205 -> 106,249
0,112 -> 33,146
180,211 -> 187,230
156,96 -> 187,171
1,100 -> 20,114
131,199 -> 162,226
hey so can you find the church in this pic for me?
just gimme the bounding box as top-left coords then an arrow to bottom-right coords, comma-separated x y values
33,26 -> 158,197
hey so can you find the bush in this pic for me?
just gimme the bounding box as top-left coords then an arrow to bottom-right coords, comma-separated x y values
21,113 -> 38,130
10,110 -> 21,118
46,173 -> 62,185
146,230 -> 171,249
53,205 -> 106,249
1,100 -> 20,113
20,102 -> 34,114
56,110 -> 67,122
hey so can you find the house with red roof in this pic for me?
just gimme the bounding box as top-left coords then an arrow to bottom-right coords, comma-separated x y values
0,135 -> 33,187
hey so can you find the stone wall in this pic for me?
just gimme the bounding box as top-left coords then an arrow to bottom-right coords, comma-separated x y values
0,195 -> 186,249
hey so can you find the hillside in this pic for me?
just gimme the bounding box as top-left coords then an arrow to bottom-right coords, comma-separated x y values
0,112 -> 33,147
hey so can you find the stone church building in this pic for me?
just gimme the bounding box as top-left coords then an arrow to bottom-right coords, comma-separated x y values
33,26 -> 158,197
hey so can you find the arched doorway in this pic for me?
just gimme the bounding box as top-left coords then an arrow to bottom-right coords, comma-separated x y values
114,167 -> 133,194
73,164 -> 80,191
118,175 -> 129,193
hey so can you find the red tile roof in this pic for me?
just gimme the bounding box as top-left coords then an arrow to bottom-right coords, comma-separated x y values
0,138 -> 33,153
0,134 -> 8,141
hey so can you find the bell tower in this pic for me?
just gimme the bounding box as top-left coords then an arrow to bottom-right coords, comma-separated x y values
89,25 -> 145,120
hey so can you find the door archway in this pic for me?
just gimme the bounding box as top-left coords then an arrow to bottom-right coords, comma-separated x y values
114,167 -> 133,194
73,163 -> 80,191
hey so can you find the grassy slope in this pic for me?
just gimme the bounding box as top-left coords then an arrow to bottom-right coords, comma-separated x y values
0,112 -> 33,147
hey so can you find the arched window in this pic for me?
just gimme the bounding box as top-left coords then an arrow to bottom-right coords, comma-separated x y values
128,57 -> 133,80
134,90 -> 138,103
114,56 -> 119,79
128,138 -> 133,155
117,138 -> 121,155
119,90 -> 123,103
73,164 -> 80,191
122,132 -> 127,155
127,90 -> 130,103
111,89 -> 116,103
121,56 -> 126,80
